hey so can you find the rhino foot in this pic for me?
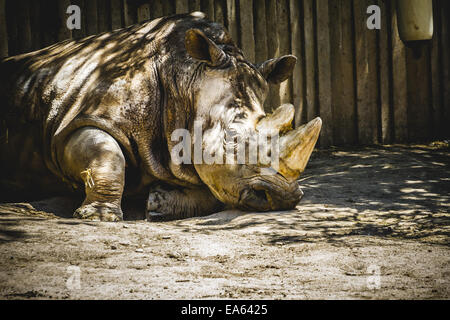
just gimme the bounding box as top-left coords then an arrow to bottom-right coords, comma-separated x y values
146,185 -> 223,221
74,202 -> 123,222
146,189 -> 178,221
146,211 -> 174,222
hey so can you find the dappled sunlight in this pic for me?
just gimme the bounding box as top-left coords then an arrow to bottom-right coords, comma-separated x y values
1,144 -> 448,246
173,144 -> 450,246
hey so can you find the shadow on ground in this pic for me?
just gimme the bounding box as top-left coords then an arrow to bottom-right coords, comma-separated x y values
173,144 -> 450,246
1,144 -> 449,246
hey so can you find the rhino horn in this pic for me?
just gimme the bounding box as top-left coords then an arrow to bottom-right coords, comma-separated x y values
256,103 -> 295,134
277,117 -> 322,182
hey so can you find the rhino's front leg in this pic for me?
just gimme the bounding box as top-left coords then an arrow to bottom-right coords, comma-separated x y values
146,185 -> 224,221
60,127 -> 125,221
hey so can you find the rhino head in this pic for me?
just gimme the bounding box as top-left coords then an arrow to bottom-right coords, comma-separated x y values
180,28 -> 322,211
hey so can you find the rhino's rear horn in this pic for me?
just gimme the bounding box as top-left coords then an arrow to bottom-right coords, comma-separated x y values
185,29 -> 228,67
256,103 -> 295,134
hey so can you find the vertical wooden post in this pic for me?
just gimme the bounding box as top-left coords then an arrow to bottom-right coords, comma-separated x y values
265,0 -> 280,112
378,0 -> 393,144
29,0 -> 42,50
41,0 -> 59,47
214,0 -> 225,26
5,0 -> 18,55
17,0 -> 32,53
150,1 -> 164,19
57,0 -> 73,40
226,0 -> 238,43
277,0 -> 292,105
201,0 -> 214,20
303,0 -> 316,120
316,0 -> 333,146
111,0 -> 123,30
329,0 -> 357,145
72,0 -> 86,39
123,0 -> 137,26
137,3 -> 151,22
189,0 -> 201,12
0,0 -> 9,58
391,1 -> 408,142
405,44 -> 432,142
441,0 -> 450,139
289,0 -> 305,127
86,0 -> 99,35
254,0 -> 267,64
354,0 -> 379,144
162,0 -> 175,16
429,0 -> 441,139
239,0 -> 255,62
176,0 -> 189,14
97,0 -> 110,32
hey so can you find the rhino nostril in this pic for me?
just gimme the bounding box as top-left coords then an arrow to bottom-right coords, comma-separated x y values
238,186 -> 271,211
253,189 -> 268,202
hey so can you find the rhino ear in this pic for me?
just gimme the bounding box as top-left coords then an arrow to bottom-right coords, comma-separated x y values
185,29 -> 228,67
258,55 -> 297,84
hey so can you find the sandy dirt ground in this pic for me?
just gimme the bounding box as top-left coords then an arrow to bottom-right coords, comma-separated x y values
0,144 -> 449,300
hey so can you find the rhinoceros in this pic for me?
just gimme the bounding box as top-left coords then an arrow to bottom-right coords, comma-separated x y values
0,12 -> 321,221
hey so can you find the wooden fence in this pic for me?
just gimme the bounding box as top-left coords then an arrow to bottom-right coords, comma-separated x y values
0,0 -> 449,146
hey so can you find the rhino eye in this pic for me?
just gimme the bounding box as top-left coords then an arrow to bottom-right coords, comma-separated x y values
228,102 -> 239,109
235,112 -> 247,120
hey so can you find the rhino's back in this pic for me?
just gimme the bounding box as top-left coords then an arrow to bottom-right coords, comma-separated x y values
0,13 -> 233,197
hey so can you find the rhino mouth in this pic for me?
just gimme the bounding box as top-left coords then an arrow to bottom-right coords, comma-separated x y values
238,175 -> 304,211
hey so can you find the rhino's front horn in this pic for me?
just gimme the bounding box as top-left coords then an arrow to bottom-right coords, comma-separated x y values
278,117 -> 322,182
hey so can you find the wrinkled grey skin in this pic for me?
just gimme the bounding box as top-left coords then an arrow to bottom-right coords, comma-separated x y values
0,13 -> 303,221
